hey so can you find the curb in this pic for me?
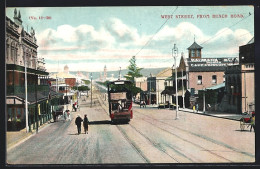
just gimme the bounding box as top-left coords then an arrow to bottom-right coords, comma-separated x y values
179,108 -> 241,121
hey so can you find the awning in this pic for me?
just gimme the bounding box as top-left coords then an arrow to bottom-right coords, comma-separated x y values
205,83 -> 225,90
6,89 -> 63,104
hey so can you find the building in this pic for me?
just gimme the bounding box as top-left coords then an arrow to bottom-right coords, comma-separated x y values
186,40 -> 239,93
161,54 -> 188,107
6,9 -> 63,131
223,38 -> 255,113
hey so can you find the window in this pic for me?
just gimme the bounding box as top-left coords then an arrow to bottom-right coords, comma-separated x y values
191,50 -> 195,57
197,75 -> 202,85
212,75 -> 217,84
6,44 -> 9,61
197,50 -> 200,57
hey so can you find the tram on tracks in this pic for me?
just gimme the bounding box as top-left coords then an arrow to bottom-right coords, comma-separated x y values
107,80 -> 133,123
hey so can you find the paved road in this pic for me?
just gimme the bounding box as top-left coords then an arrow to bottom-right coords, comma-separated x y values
7,87 -> 255,164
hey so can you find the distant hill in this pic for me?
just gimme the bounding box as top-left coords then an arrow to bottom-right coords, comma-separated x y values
50,67 -> 168,80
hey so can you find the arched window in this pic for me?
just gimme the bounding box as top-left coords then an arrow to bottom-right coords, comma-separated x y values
15,43 -> 18,63
11,42 -> 15,62
6,42 -> 10,61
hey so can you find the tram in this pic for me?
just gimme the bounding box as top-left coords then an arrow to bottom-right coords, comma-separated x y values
107,80 -> 133,123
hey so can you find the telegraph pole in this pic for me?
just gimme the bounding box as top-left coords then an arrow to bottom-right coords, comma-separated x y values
173,44 -> 179,119
91,73 -> 93,108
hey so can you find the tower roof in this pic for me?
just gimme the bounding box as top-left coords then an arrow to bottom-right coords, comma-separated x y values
187,41 -> 203,50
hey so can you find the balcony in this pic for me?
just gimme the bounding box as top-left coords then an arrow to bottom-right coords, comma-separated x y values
7,85 -> 50,95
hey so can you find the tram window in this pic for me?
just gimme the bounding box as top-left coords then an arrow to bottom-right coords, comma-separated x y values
112,103 -> 118,110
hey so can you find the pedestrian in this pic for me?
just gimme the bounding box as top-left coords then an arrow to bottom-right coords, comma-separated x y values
73,102 -> 77,112
250,112 -> 255,132
72,103 -> 75,112
193,105 -> 196,113
196,103 -> 199,113
75,114 -> 83,135
63,111 -> 67,121
83,114 -> 89,134
67,110 -> 71,121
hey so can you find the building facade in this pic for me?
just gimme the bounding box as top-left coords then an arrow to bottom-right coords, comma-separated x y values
186,41 -> 238,93
223,38 -> 255,113
6,9 -> 62,131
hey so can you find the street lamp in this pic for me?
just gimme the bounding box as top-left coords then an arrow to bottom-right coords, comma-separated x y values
24,52 -> 39,133
182,68 -> 185,109
90,73 -> 93,108
23,46 -> 29,133
173,44 -> 179,119
118,67 -> 121,80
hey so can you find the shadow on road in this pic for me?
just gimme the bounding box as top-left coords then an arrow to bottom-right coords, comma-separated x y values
89,120 -> 111,125
68,133 -> 80,135
234,129 -> 253,132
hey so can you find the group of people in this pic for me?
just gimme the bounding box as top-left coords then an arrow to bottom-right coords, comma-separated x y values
75,114 -> 89,135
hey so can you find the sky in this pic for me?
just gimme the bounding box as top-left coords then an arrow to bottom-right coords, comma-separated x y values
6,6 -> 254,73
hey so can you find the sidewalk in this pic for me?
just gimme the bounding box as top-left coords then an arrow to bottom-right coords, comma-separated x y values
178,108 -> 243,121
135,103 -> 242,121
6,103 -> 73,151
6,121 -> 51,151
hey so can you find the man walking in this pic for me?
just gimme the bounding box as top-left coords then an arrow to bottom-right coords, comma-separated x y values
75,114 -> 83,135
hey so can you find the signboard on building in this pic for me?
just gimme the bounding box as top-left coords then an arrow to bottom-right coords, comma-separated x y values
188,58 -> 238,67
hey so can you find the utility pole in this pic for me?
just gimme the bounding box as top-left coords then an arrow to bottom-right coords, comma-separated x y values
118,67 -> 121,80
203,87 -> 206,113
173,44 -> 179,119
182,68 -> 185,108
24,45 -> 29,133
91,73 -> 93,108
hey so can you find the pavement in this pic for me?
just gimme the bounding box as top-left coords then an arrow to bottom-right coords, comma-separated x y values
6,96 -> 243,153
6,103 -> 73,151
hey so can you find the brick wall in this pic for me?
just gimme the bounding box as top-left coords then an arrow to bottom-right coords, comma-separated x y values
189,71 -> 225,90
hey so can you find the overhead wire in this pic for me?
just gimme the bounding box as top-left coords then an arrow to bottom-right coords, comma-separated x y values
133,6 -> 179,57
201,12 -> 252,46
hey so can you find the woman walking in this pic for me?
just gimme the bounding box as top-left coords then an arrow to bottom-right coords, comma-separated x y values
83,114 -> 89,134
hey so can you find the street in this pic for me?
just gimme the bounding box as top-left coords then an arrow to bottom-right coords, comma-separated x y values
6,88 -> 255,164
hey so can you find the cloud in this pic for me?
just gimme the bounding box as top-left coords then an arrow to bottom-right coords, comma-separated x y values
36,19 -> 253,72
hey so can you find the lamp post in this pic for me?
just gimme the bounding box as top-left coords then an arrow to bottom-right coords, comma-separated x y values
23,46 -> 29,133
90,73 -> 93,108
77,78 -> 78,105
182,68 -> 185,109
149,73 -> 152,105
173,44 -> 179,119
203,87 -> 206,113
118,67 -> 121,80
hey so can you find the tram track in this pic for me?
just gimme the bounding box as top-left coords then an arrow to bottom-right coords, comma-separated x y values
98,94 -> 215,163
134,109 -> 254,162
96,92 -> 253,163
116,125 -> 151,163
